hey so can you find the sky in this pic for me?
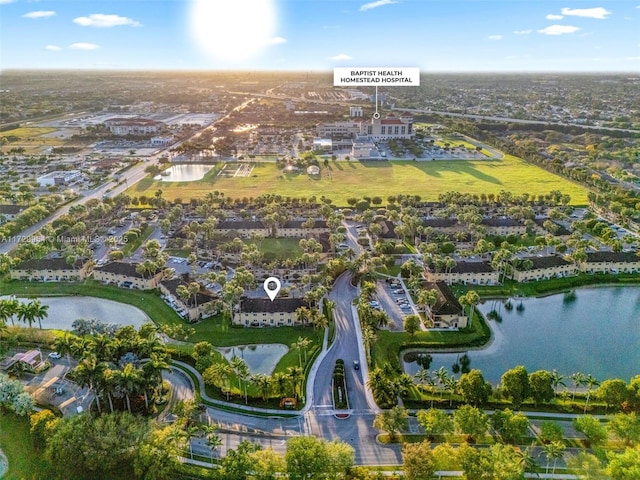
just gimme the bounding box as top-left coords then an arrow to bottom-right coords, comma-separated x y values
1,0 -> 639,72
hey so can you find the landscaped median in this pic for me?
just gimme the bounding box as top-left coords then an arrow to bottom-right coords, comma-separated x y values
332,359 -> 350,419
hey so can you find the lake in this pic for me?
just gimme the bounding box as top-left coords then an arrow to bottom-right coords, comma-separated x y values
1,296 -> 150,330
217,344 -> 289,375
155,164 -> 213,182
403,286 -> 640,384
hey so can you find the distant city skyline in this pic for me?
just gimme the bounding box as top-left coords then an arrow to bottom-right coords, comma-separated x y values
1,0 -> 639,72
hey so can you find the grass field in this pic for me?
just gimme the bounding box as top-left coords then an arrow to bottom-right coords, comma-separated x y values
248,237 -> 303,260
126,156 -> 590,206
0,126 -> 58,138
0,413 -> 50,480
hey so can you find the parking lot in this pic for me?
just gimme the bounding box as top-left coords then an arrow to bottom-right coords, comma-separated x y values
373,278 -> 419,331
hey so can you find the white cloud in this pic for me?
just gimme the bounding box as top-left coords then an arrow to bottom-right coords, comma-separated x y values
513,29 -> 532,35
626,56 -> 640,60
488,35 -> 503,40
329,53 -> 352,61
546,14 -> 564,20
45,45 -> 61,51
359,0 -> 397,12
0,0 -> 16,4
269,37 -> 287,45
73,13 -> 141,28
561,7 -> 611,19
23,10 -> 56,18
69,42 -> 99,50
538,24 -> 580,35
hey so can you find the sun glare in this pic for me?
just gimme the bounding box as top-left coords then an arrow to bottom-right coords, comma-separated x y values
190,0 -> 277,62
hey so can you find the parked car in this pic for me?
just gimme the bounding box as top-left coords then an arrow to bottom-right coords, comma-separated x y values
353,360 -> 360,370
48,352 -> 61,359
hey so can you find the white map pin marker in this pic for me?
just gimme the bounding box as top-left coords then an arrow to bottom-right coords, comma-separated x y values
263,277 -> 281,302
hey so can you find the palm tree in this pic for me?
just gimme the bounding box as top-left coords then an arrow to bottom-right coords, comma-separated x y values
53,333 -> 74,368
74,355 -> 106,413
205,430 -> 223,465
293,336 -> 311,367
583,374 -> 600,413
16,302 -> 34,328
0,299 -> 18,327
28,299 -> 49,330
90,334 -> 113,362
435,366 -> 449,398
414,368 -> 432,393
541,441 -> 566,475
229,356 -> 248,394
252,373 -> 272,403
550,369 -> 566,399
116,363 -> 142,413
185,425 -> 200,459
272,372 -> 290,399
143,352 -> 169,397
287,366 -> 304,400
570,372 -> 585,401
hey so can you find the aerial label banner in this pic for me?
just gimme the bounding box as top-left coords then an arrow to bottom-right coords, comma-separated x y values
333,67 -> 420,86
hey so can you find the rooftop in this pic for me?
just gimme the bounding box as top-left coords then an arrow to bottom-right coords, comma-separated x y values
239,297 -> 307,313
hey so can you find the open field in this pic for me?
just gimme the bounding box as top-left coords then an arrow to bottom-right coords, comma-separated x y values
247,237 -> 303,261
127,156 -> 590,205
0,126 -> 58,138
0,414 -> 50,480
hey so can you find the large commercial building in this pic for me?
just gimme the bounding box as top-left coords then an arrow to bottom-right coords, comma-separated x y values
37,170 -> 82,187
104,117 -> 163,136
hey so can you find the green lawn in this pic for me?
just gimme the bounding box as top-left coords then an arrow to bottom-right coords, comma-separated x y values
371,310 -> 491,372
247,237 -> 303,261
126,156 -> 590,206
0,413 -> 50,480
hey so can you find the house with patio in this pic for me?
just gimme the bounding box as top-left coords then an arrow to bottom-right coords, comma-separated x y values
10,257 -> 90,282
92,261 -> 164,290
233,297 -> 308,327
423,281 -> 468,329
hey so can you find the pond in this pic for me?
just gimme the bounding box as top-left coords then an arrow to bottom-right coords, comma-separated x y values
403,286 -> 640,384
1,296 -> 150,331
155,164 -> 214,182
217,344 -> 289,376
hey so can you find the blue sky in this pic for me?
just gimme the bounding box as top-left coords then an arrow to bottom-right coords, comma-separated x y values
1,0 -> 639,71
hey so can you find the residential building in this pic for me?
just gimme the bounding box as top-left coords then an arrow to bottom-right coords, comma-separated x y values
480,217 -> 526,236
350,106 -> 363,117
159,276 -> 218,322
511,256 -> 577,282
233,297 -> 309,327
582,251 -> 640,274
10,257 -> 89,282
424,261 -> 498,285
424,281 -> 468,329
280,220 -> 329,238
92,261 -> 164,290
215,220 -> 269,237
0,204 -> 25,224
